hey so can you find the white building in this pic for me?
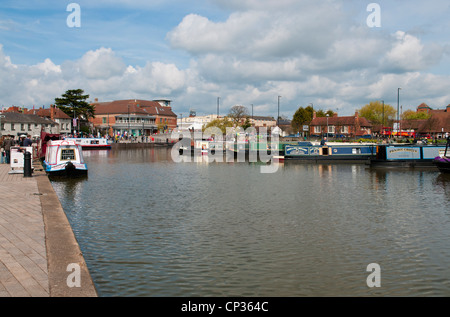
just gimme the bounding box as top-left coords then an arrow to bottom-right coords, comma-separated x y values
0,112 -> 58,138
178,114 -> 221,131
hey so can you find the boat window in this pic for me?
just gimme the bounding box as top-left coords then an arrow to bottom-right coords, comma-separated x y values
352,148 -> 362,154
61,149 -> 76,161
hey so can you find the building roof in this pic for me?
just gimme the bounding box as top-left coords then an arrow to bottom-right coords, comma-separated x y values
310,115 -> 372,127
417,111 -> 450,133
0,112 -> 56,124
27,107 -> 71,119
93,99 -> 177,117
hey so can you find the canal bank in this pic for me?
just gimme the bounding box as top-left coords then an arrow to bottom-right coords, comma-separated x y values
0,161 -> 97,297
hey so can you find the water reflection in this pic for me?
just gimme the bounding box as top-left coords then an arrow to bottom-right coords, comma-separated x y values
51,148 -> 450,296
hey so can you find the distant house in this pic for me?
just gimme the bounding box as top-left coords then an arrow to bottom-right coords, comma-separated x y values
309,111 -> 373,137
249,116 -> 277,128
413,104 -> 450,138
0,112 -> 57,138
27,105 -> 72,135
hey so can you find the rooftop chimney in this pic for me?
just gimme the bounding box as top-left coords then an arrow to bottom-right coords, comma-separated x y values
50,104 -> 55,121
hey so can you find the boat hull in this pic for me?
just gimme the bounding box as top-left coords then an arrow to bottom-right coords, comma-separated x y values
43,161 -> 88,177
433,157 -> 450,173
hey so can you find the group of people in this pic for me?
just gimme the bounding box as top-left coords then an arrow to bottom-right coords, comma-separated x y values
0,134 -> 33,164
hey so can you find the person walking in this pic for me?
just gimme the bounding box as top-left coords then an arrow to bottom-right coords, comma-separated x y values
2,136 -> 13,164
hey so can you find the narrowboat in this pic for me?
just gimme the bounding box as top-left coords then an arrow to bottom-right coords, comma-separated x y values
370,143 -> 446,168
64,137 -> 111,149
433,137 -> 450,173
284,142 -> 376,162
42,140 -> 88,177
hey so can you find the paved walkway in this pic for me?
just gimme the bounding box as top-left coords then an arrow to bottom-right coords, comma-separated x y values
0,162 -> 97,297
0,163 -> 49,296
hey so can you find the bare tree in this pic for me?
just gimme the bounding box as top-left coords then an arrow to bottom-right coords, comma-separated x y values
228,105 -> 249,125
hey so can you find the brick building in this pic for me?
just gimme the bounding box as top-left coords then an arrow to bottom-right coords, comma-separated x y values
309,111 -> 373,138
90,99 -> 177,137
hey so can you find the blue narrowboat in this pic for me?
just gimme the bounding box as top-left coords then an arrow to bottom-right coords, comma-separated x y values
284,142 -> 376,162
370,144 -> 446,168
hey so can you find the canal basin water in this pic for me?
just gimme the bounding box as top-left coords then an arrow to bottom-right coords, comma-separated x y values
50,147 -> 450,296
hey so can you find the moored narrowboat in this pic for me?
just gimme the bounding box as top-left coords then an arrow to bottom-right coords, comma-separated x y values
433,137 -> 450,173
284,142 -> 376,162
370,143 -> 446,168
65,138 -> 111,150
42,140 -> 88,177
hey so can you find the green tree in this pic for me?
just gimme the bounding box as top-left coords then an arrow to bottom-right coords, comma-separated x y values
401,110 -> 431,120
315,109 -> 335,117
203,118 -> 234,134
291,105 -> 314,133
55,89 -> 95,120
359,101 -> 396,126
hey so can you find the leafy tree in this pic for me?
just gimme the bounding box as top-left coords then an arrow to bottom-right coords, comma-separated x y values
291,105 -> 314,133
228,105 -> 249,125
359,101 -> 396,126
401,110 -> 431,120
315,109 -> 335,117
203,118 -> 234,134
55,89 -> 95,120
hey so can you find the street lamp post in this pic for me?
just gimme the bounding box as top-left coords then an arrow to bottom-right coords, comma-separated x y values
0,114 -> 5,139
128,104 -> 130,138
397,88 -> 401,137
217,97 -> 220,118
326,114 -> 329,138
277,96 -> 281,126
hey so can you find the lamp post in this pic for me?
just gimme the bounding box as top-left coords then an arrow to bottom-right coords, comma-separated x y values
0,114 -> 5,139
277,96 -> 281,126
217,97 -> 220,118
326,113 -> 329,138
128,104 -> 130,138
397,88 -> 401,136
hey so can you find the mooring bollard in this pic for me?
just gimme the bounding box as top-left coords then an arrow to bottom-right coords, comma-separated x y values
24,151 -> 32,177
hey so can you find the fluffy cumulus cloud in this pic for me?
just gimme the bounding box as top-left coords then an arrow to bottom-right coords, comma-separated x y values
1,0 -> 450,116
0,46 -> 189,106
165,0 -> 450,115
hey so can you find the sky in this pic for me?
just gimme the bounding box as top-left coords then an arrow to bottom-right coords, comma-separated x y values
1,0 -> 450,119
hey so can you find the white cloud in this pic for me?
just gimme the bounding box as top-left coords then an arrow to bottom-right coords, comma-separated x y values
1,0 -> 450,117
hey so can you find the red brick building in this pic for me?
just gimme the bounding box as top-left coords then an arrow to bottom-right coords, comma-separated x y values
405,104 -> 450,138
90,99 -> 177,137
309,111 -> 373,137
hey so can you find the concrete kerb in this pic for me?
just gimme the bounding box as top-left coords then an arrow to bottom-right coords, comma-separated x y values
33,162 -> 97,297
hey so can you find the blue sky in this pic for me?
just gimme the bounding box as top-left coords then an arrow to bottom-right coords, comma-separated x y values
1,0 -> 450,118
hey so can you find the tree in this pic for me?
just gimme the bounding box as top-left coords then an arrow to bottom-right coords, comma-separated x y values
203,118 -> 234,134
316,109 -> 335,117
228,105 -> 249,125
55,89 -> 95,121
291,106 -> 313,133
359,101 -> 396,126
402,110 -> 431,120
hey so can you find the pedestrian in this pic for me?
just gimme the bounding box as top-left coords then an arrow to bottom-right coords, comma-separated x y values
2,136 -> 13,164
23,135 -> 32,147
